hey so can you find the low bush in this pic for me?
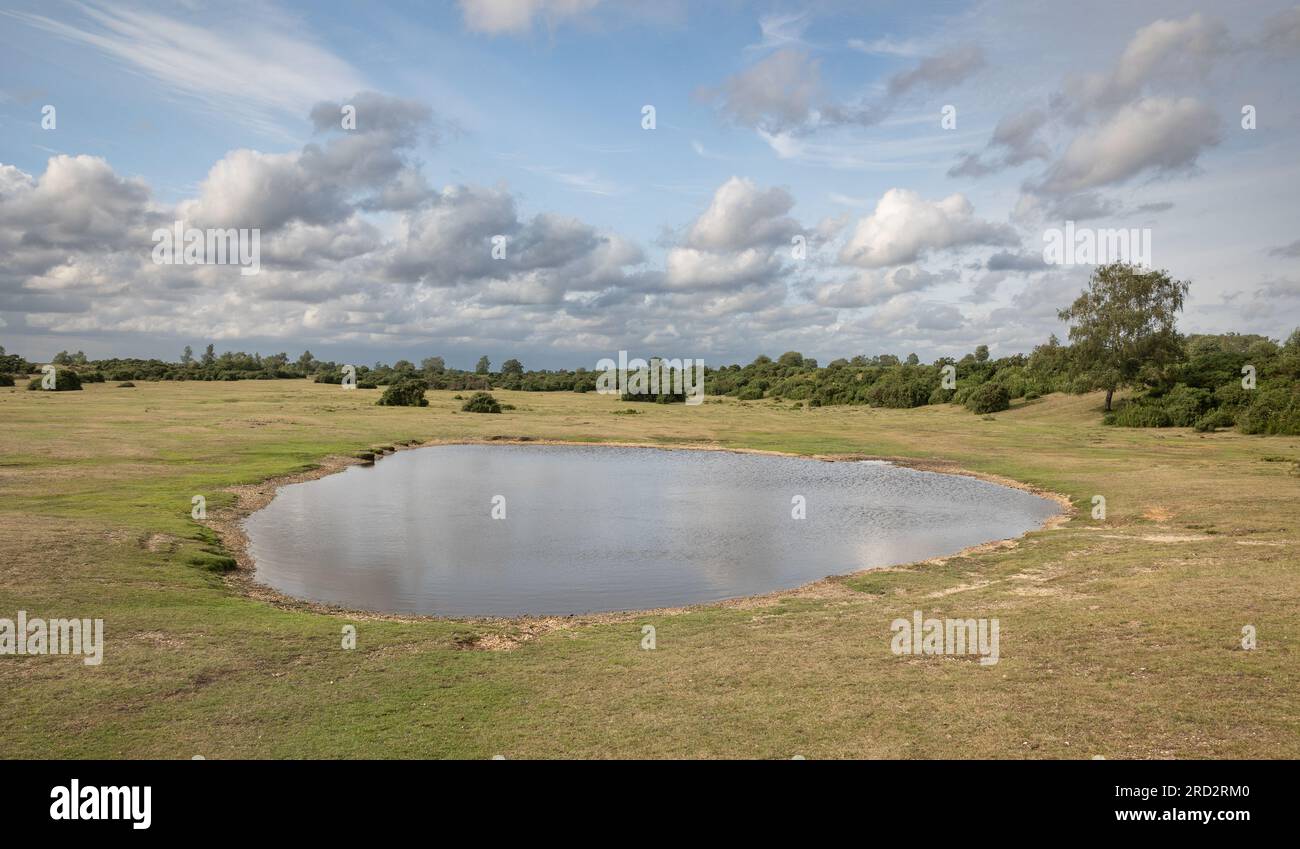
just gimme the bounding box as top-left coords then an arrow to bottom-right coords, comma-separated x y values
964,382 -> 1010,414
1193,408 -> 1235,432
866,371 -> 930,408
927,386 -> 955,405
185,552 -> 237,572
1237,385 -> 1300,435
376,378 -> 428,407
27,370 -> 83,391
461,391 -> 502,413
1159,384 -> 1214,427
1105,398 -> 1172,428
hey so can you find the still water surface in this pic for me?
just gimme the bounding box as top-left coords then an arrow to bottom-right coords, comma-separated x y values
244,444 -> 1060,616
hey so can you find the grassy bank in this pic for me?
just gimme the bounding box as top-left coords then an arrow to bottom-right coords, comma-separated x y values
1,379 -> 1296,758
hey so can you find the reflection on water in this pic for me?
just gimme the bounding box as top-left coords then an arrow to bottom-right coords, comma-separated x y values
243,444 -> 1060,617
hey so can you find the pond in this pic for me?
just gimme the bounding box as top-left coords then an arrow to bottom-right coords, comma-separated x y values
243,444 -> 1061,617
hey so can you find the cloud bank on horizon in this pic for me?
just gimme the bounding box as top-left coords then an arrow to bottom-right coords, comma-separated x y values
0,0 -> 1298,367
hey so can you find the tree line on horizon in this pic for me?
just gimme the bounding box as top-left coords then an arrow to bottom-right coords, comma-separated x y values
4,264 -> 1299,434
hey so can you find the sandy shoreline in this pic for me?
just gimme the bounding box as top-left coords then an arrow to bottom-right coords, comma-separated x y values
205,436 -> 1076,643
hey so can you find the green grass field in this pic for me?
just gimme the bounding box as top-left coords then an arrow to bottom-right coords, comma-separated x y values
1,379 -> 1296,758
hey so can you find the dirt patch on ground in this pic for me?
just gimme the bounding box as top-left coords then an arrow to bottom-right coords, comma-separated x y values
141,533 -> 180,553
133,630 -> 187,649
1095,533 -> 1212,543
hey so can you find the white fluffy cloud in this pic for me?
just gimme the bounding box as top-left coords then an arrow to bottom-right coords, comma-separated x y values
685,177 -> 799,251
181,92 -> 435,231
1033,97 -> 1220,195
811,266 -> 943,308
458,0 -> 601,35
664,247 -> 780,291
1059,13 -> 1230,118
663,177 -> 807,291
839,189 -> 1015,268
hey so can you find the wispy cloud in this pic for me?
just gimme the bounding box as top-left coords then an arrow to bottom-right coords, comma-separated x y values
747,12 -> 812,52
758,127 -> 973,171
2,1 -> 366,138
691,140 -> 727,161
847,36 -> 927,58
523,164 -> 620,196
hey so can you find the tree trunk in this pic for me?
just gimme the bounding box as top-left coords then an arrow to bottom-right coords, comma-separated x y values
1104,387 -> 1114,412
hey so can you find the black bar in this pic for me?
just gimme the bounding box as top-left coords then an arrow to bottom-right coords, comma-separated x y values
5,759 -> 1284,834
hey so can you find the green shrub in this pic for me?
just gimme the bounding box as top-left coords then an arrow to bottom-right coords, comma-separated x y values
964,382 -> 1010,414
1237,385 -> 1300,435
927,386 -> 955,405
1214,383 -> 1250,410
866,372 -> 930,408
27,369 -> 83,391
0,374 -> 13,387
186,552 -> 237,572
375,378 -> 428,407
1105,399 -> 1172,427
1161,384 -> 1214,427
1193,408 -> 1235,432
997,373 -> 1029,399
461,391 -> 502,413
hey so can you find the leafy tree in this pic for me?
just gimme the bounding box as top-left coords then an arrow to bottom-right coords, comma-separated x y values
181,345 -> 194,365
1058,262 -> 1189,412
501,358 -> 524,376
421,356 -> 445,374
202,344 -> 216,366
475,356 -> 491,375
296,351 -> 316,373
974,345 -> 989,363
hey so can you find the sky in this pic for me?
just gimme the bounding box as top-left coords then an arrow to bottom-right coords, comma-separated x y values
1,0 -> 1298,369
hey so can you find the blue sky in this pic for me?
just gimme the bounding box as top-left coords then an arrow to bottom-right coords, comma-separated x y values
1,0 -> 1298,369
